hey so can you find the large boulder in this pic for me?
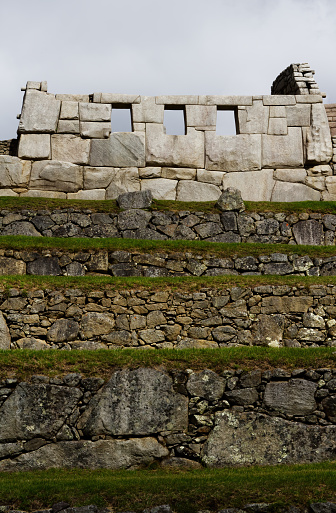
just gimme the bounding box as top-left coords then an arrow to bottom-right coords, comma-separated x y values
117,190 -> 153,210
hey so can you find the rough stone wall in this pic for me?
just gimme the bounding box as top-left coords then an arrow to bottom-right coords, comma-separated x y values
271,63 -> 322,96
0,139 -> 17,156
0,64 -> 333,202
0,284 -> 336,350
0,366 -> 335,470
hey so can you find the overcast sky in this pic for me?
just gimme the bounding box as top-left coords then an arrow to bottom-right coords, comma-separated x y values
1,0 -> 336,140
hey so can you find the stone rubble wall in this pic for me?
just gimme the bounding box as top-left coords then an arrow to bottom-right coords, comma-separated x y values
2,207 -> 336,245
0,366 -> 336,470
324,104 -> 336,169
0,64 -> 333,202
0,139 -> 17,156
1,284 -> 336,350
271,63 -> 322,96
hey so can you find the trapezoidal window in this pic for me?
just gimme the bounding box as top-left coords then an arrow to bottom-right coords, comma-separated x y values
163,106 -> 186,135
111,104 -> 133,132
216,107 -> 238,135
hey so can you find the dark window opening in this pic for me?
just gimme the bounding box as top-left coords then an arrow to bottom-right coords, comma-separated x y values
111,104 -> 133,132
164,106 -> 186,135
216,107 -> 238,135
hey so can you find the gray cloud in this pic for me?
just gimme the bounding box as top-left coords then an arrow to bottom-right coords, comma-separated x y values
1,0 -> 335,139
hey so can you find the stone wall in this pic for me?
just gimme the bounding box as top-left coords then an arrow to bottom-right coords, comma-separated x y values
271,63 -> 322,96
0,139 -> 17,156
0,366 -> 335,470
0,64 -> 333,202
2,206 -> 336,245
1,284 -> 336,350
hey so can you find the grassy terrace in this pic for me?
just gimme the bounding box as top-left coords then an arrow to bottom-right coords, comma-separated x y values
0,196 -> 336,214
1,463 -> 336,512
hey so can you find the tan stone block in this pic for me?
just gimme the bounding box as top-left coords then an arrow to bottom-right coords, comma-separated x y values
90,133 -> 145,167
305,176 -> 326,191
176,181 -> 221,201
30,160 -> 83,193
67,189 -> 106,200
0,190 -> 18,197
295,95 -> 323,103
286,104 -> 311,126
222,169 -> 275,201
21,190 -> 66,199
84,167 -> 115,189
305,104 -> 333,164
139,167 -> 162,178
238,101 -> 269,134
101,93 -> 141,104
161,167 -> 196,180
274,168 -> 307,183
263,95 -> 296,106
269,106 -> 286,118
79,103 -> 111,122
105,168 -> 140,199
80,122 -> 111,139
197,169 -> 224,185
205,132 -> 261,172
307,165 -> 332,176
57,120 -> 80,134
271,181 -> 320,201
155,95 -> 198,105
60,101 -> 79,120
262,128 -> 303,168
268,118 -> 288,135
0,156 -> 31,187
141,178 -> 177,200
132,97 -> 164,124
18,134 -> 50,159
185,105 -> 216,127
199,95 -> 253,106
51,135 -> 90,165
18,91 -> 61,133
133,123 -> 145,131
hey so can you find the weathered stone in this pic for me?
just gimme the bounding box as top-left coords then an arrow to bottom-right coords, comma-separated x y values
0,383 -> 81,441
238,101 -> 269,134
222,170 -> 275,201
202,411 -> 336,467
80,313 -> 115,338
212,326 -> 236,342
18,91 -> 61,133
271,182 -> 320,202
186,370 -> 225,401
78,368 -> 188,436
18,134 -> 51,159
0,312 -> 11,349
90,134 -> 145,167
118,209 -> 151,230
47,319 -> 80,343
252,314 -> 284,347
68,190 -> 106,200
101,93 -> 141,103
80,122 -> 111,139
16,337 -> 49,350
57,120 -> 80,134
117,190 -> 153,210
139,167 -> 162,178
0,438 -> 168,471
225,388 -> 259,406
292,220 -> 324,245
79,103 -> 111,122
261,296 -> 313,314
161,167 -> 196,180
60,100 -> 79,120
146,124 -> 204,168
306,104 -> 333,164
141,179 -> 177,200
51,135 -> 90,165
197,169 -> 224,185
263,379 -> 317,415
286,104 -> 311,126
263,95 -> 296,106
273,168 -> 307,183
268,118 -> 288,135
2,221 -> 41,237
198,95 -> 253,106
0,257 -> 26,275
0,156 -> 31,187
105,168 -> 140,199
262,128 -> 303,168
186,105 -> 217,127
30,160 -> 83,192
161,457 -> 202,470
321,395 -> 336,422
176,181 -> 221,201
205,133 -> 261,172
132,96 -> 164,123
27,257 -> 61,276
216,188 -> 245,212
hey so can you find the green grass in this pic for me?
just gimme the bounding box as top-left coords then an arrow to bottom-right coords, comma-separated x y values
1,347 -> 335,380
1,463 -> 336,512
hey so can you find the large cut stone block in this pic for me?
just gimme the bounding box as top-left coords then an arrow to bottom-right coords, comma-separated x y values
105,168 -> 140,198
30,160 -> 83,192
78,368 -> 188,436
263,379 -> 317,415
263,95 -> 296,106
18,134 -> 50,159
51,135 -> 90,165
273,168 -> 307,183
0,438 -> 168,471
60,101 -> 79,120
0,383 -> 82,441
202,411 -> 336,467
286,104 -> 311,126
18,91 -> 61,133
198,95 -> 253,106
90,133 -> 145,167
271,182 -> 320,202
205,133 -> 261,172
222,169 -> 274,201
146,124 -> 204,168
262,128 -> 303,168
176,180 -> 221,201
80,122 -> 111,139
141,178 -> 177,200
0,156 -> 31,187
238,100 -> 269,134
132,96 -> 164,123
84,167 -> 115,189
305,104 -> 333,164
79,103 -> 111,122
186,105 -> 217,127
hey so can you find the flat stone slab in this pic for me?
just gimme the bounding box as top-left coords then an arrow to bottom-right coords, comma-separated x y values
117,190 -> 153,209
30,160 -> 83,193
292,219 -> 324,245
90,133 -> 145,167
263,379 -> 317,415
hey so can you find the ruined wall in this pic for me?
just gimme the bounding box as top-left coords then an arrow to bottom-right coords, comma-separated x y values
0,366 -> 335,470
0,64 -> 333,202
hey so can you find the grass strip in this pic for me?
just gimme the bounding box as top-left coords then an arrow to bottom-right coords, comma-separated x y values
0,347 -> 335,380
0,196 -> 336,214
1,463 -> 336,512
3,235 -> 336,258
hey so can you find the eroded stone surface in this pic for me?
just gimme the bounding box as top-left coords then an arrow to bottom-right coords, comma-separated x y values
90,134 -> 145,167
263,379 -> 317,415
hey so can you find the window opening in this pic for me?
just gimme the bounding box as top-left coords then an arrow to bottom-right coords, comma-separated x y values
216,108 -> 238,135
111,104 -> 132,132
164,106 -> 186,135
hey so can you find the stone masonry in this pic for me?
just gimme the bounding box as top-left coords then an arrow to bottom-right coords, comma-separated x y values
0,64 -> 334,202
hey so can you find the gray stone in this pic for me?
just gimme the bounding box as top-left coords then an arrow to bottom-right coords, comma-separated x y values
57,120 -> 80,134
0,257 -> 26,275
271,182 -> 320,202
222,170 -> 275,202
0,438 -> 168,471
132,96 -> 164,123
197,169 -> 225,185
292,220 -> 324,245
186,370 -> 225,401
238,101 -> 269,134
90,134 -> 145,167
78,368 -> 188,436
18,91 -> 61,133
30,160 -> 83,193
225,388 -> 259,406
268,118 -> 288,135
27,257 -> 61,276
306,104 -> 333,164
202,411 -> 336,467
321,396 -> 336,422
176,181 -> 221,202
273,168 -> 307,183
16,337 -> 49,350
117,190 -> 153,210
141,179 -> 178,200
252,314 -> 285,347
80,313 -> 115,338
60,100 -> 79,120
47,319 -> 80,343
263,379 -> 317,415
83,167 -> 114,189
51,135 -> 90,165
0,156 -> 31,187
18,134 -> 51,159
0,383 -> 82,441
262,128 -> 303,168
185,105 -> 217,127
80,122 -> 111,139
79,103 -> 111,122
216,188 -> 245,212
105,168 -> 141,198
205,133 -> 261,172
118,209 -> 151,230
2,221 -> 41,237
286,104 -> 311,126
0,312 -> 11,349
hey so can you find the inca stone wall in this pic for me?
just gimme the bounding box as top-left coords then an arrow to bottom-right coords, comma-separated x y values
0,64 -> 334,202
0,284 -> 336,350
0,366 -> 335,470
